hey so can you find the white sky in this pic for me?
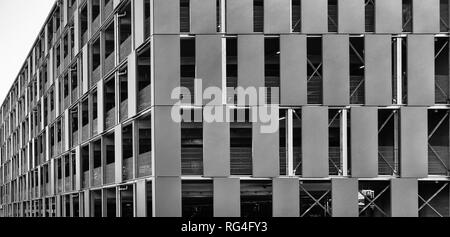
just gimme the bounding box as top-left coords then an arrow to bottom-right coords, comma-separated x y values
0,0 -> 55,103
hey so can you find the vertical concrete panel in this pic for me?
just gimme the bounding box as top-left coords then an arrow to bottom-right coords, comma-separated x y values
351,107 -> 378,178
365,35 -> 392,106
400,107 -> 428,178
134,0 -> 145,48
413,0 -> 440,33
154,177 -> 181,217
75,146 -> 81,191
264,0 -> 291,33
302,107 -> 329,178
82,45 -> 89,95
301,0 -> 328,33
128,52 -> 137,118
375,0 -> 403,33
273,178 -> 300,217
338,0 -> 365,33
74,8 -> 80,54
64,109 -> 70,151
97,80 -> 104,133
191,0 -> 217,34
203,119 -> 230,177
280,35 -> 307,106
153,0 -> 179,34
407,35 -> 435,106
84,190 -> 90,217
196,35 -> 223,105
214,178 -> 240,217
332,178 -> 358,217
252,107 -> 279,178
153,35 -> 180,106
114,125 -> 123,184
136,180 -> 146,217
238,35 -> 264,105
323,35 -> 350,106
153,106 -> 181,176
391,179 -> 419,217
226,0 -> 253,33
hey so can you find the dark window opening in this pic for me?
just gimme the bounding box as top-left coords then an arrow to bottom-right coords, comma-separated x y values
365,0 -> 375,32
120,185 -> 134,217
180,0 -> 190,32
90,190 -> 102,217
137,45 -> 151,112
328,0 -> 338,32
119,67 -> 128,122
81,145 -> 90,188
292,0 -> 301,32
80,5 -> 88,46
435,37 -> 449,104
104,133 -> 115,184
254,0 -> 264,32
226,38 -> 238,104
91,38 -> 101,86
71,107 -> 79,147
104,77 -> 116,129
359,181 -> 391,217
122,124 -> 134,180
241,181 -> 272,217
181,38 -> 196,103
92,0 -> 101,33
81,98 -> 89,141
307,37 -> 323,104
119,2 -> 132,62
300,181 -> 332,217
265,37 -> 280,104
329,109 -> 341,175
92,140 -> 102,187
182,181 -> 213,217
137,114 -> 152,178
104,22 -> 115,75
230,109 -> 253,175
144,0 -> 151,38
350,37 -> 365,104
181,109 -> 203,175
402,0 -> 412,32
418,181 -> 450,217
106,188 -> 116,217
428,109 -> 450,176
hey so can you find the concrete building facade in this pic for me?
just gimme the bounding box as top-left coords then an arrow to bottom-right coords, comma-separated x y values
0,0 -> 449,217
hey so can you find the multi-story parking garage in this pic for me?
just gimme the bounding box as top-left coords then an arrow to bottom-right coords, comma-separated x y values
0,0 -> 450,217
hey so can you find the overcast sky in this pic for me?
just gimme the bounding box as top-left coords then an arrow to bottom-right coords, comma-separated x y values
0,0 -> 55,103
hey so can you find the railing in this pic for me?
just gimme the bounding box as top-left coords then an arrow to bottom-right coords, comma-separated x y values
105,108 -> 115,130
119,36 -> 132,62
182,147 -> 203,175
82,32 -> 89,47
137,151 -> 151,178
122,157 -> 133,181
103,0 -> 113,22
64,177 -> 71,192
71,88 -> 78,104
81,124 -> 89,142
91,16 -> 101,35
91,66 -> 101,87
137,85 -> 151,112
104,52 -> 115,76
82,171 -> 89,188
104,163 -> 115,184
71,130 -> 78,147
92,167 -> 102,187
120,99 -> 128,122
92,118 -> 98,135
